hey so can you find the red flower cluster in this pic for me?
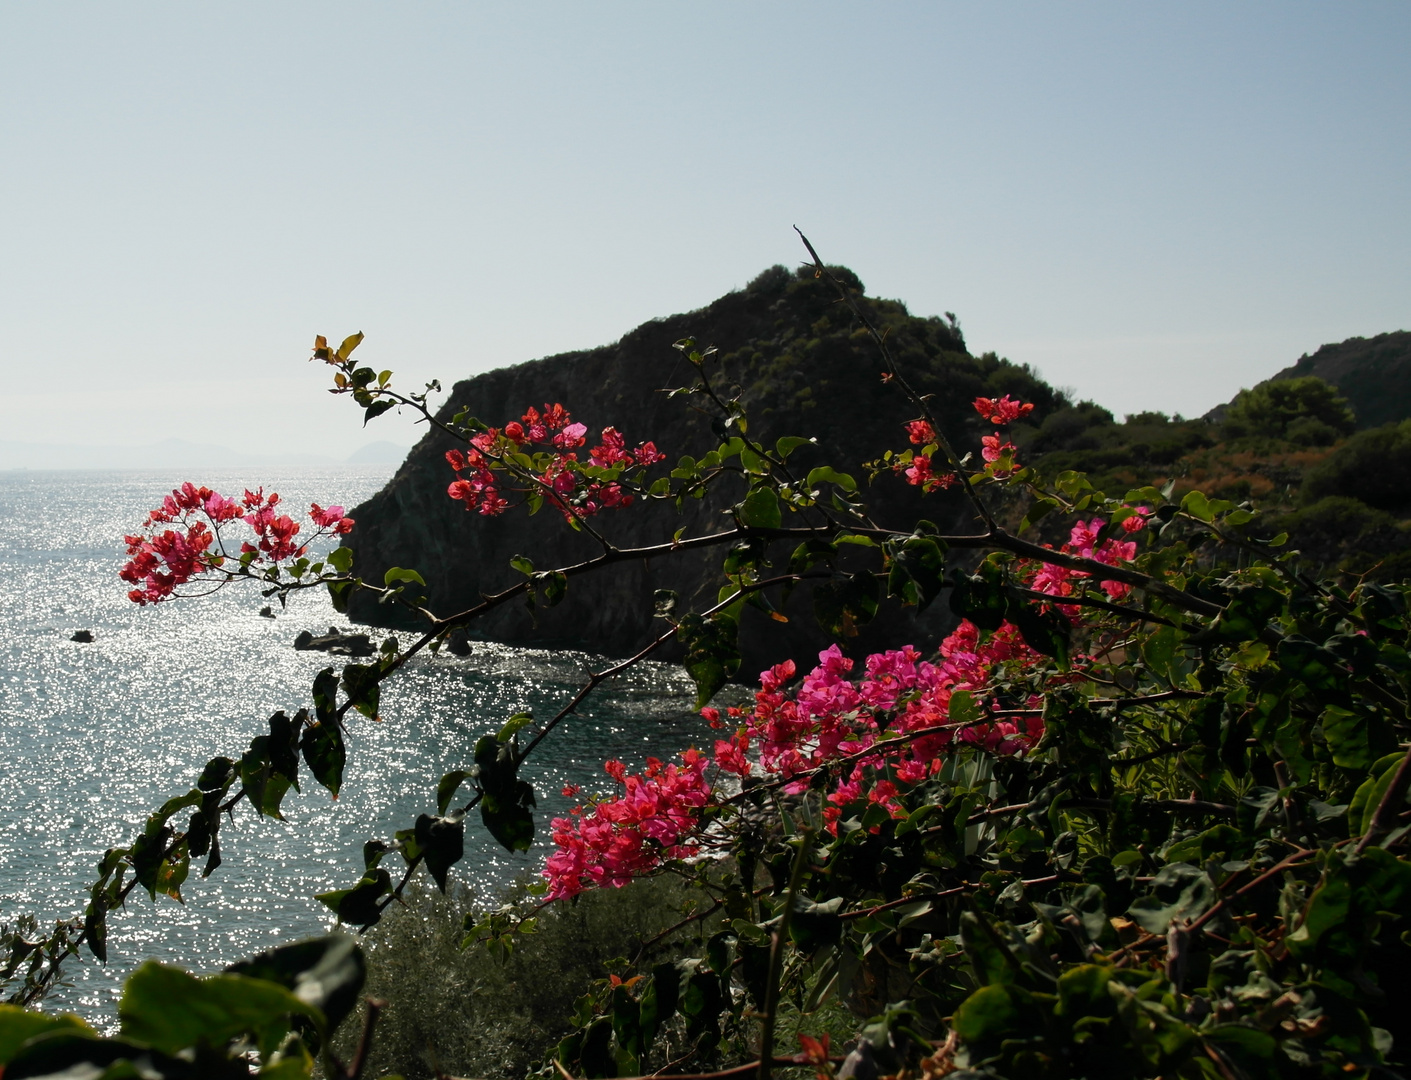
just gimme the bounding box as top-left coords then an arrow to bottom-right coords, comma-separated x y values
906,419 -> 937,446
544,750 -> 712,899
899,395 -> 1035,493
1029,515 -> 1143,603
901,452 -> 959,492
446,404 -> 664,520
975,395 -> 1030,479
981,433 -> 1020,477
121,484 -> 354,604
543,616 -> 1055,896
973,395 -> 1035,426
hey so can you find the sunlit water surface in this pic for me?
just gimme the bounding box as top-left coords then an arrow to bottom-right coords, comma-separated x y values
0,467 -> 711,1021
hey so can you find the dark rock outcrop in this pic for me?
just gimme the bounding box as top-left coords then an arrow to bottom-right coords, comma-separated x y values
294,627 -> 376,657
340,266 -> 1071,671
70,630 -> 93,643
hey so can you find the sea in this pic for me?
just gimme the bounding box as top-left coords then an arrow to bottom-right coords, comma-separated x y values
0,466 -> 712,1021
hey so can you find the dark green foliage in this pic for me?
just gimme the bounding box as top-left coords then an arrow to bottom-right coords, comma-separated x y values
336,877 -> 745,1080
1272,496 -> 1405,576
1021,407 -> 1216,487
1302,419 -> 1411,514
1222,376 -> 1357,443
0,935 -> 363,1078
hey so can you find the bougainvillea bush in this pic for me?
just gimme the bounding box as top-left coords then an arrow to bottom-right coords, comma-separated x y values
4,249 -> 1411,1080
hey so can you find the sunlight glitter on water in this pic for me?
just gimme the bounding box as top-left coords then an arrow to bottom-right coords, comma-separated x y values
0,467 -> 712,1020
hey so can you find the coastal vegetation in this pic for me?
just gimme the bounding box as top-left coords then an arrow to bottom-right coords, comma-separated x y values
3,247 -> 1410,1079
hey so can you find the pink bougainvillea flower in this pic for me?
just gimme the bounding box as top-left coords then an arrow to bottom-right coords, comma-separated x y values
973,395 -> 1035,426
906,419 -> 937,446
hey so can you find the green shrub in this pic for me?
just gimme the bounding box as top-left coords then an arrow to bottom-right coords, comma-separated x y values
333,875 -> 715,1080
1222,375 -> 1356,441
1303,419 -> 1411,514
1269,495 -> 1406,577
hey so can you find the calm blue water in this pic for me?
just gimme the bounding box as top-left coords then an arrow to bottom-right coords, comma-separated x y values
0,467 -> 710,1020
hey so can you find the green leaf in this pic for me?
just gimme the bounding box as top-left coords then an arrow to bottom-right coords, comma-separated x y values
948,689 -> 982,726
316,868 -> 392,927
888,537 -> 946,611
612,984 -> 643,1071
639,963 -> 681,1049
1007,598 -> 1070,666
196,756 -> 236,792
775,436 -> 813,459
382,566 -> 425,588
1020,497 -> 1060,533
1127,863 -> 1216,934
0,1005 -> 93,1065
225,934 -> 366,1037
300,720 -> 345,798
813,573 -> 879,638
437,770 -> 470,815
499,711 -> 534,743
510,555 -> 535,577
738,487 -> 781,530
949,567 -> 1007,632
1349,752 -> 1406,837
474,735 -> 537,852
538,570 -> 568,607
414,813 -> 465,892
952,983 -> 1020,1043
1194,585 -> 1284,645
336,332 -> 364,360
677,612 -> 741,709
481,784 -> 535,852
327,578 -> 354,613
1277,635 -> 1345,696
240,729 -> 296,822
959,910 -> 1023,986
1321,705 -> 1374,770
2,1034 -> 193,1078
1055,963 -> 1112,1016
119,962 -> 320,1062
362,399 -> 394,426
311,667 -> 339,724
340,662 -> 381,720
1205,1025 -> 1277,1060
1181,489 -> 1213,522
806,466 -> 857,492
653,589 -> 679,619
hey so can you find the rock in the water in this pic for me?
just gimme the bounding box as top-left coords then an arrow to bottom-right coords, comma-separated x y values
293,626 -> 375,657
446,627 -> 473,657
70,630 -> 94,643
259,606 -> 276,618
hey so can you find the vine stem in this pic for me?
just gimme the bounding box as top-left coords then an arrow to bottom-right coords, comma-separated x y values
758,826 -> 815,1080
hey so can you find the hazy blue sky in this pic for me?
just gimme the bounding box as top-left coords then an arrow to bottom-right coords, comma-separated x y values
2,3 -> 1408,458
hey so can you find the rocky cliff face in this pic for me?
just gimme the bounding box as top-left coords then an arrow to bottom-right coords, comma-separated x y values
1268,331 -> 1411,431
339,265 -> 1069,672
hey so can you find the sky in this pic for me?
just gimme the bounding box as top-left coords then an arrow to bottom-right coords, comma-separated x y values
2,3 -> 1408,459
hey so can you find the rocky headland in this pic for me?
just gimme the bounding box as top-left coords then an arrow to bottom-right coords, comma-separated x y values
338,266 -> 1085,670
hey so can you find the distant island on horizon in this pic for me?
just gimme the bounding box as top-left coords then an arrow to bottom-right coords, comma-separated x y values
0,437 -> 411,472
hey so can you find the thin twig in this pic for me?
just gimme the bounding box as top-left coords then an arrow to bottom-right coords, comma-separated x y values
758,828 -> 814,1080
345,997 -> 387,1080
